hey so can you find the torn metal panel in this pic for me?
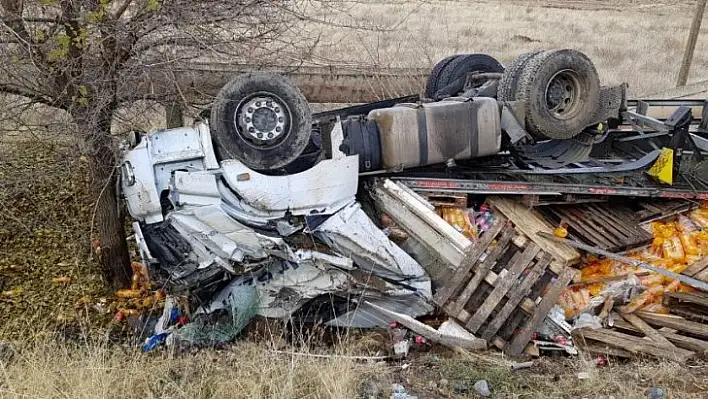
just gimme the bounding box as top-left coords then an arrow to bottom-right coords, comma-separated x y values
329,296 -> 434,329
220,154 -> 359,216
121,141 -> 163,223
200,255 -> 432,328
172,171 -> 220,207
218,179 -> 286,226
200,259 -> 355,319
365,302 -> 487,350
371,179 -> 470,271
141,222 -> 228,295
168,205 -> 294,264
312,202 -> 432,299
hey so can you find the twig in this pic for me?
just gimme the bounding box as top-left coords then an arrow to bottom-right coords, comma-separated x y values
269,350 -> 389,361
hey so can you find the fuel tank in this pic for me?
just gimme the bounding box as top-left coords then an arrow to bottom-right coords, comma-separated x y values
367,97 -> 501,169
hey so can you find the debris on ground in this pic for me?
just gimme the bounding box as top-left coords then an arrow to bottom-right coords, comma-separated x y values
0,341 -> 16,365
473,379 -> 492,397
390,383 -> 417,399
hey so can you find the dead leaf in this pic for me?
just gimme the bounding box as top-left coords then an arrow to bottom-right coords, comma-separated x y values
52,276 -> 72,285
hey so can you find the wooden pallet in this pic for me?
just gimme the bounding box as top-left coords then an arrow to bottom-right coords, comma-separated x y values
634,199 -> 697,223
420,192 -> 468,208
520,194 -> 608,207
486,196 -> 580,270
682,257 -> 708,284
572,326 -> 696,361
663,291 -> 708,324
433,218 -> 575,357
539,202 -> 653,252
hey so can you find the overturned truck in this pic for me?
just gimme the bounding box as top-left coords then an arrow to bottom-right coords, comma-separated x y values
119,49 -> 708,349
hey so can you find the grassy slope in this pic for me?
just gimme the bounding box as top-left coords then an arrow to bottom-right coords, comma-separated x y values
304,0 -> 706,96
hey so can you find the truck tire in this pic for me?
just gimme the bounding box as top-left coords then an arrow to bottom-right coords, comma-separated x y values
425,55 -> 457,99
497,51 -> 543,101
210,72 -> 312,171
425,54 -> 503,99
515,49 -> 600,140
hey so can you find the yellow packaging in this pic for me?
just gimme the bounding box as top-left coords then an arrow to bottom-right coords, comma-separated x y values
662,235 -> 685,262
438,207 -> 477,239
690,209 -> 708,229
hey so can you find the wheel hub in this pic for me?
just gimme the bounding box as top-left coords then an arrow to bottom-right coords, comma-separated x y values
236,95 -> 288,144
545,70 -> 580,120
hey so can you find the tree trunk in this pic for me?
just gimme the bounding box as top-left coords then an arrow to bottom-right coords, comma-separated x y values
83,111 -> 132,289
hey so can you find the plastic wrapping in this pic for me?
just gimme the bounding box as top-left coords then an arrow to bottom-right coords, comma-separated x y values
437,206 -> 477,239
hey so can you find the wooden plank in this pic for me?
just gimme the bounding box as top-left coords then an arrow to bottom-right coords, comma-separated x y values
665,292 -> 708,308
364,301 -> 487,350
695,267 -> 708,283
466,243 -> 541,333
665,308 -> 708,324
589,207 -> 651,248
374,189 -> 466,268
447,226 -> 517,316
487,196 -> 580,269
636,311 -> 708,339
579,343 -> 633,358
579,207 -> 628,245
683,257 -> 708,277
612,319 -> 708,357
621,313 -> 676,349
506,267 -> 576,356
588,203 -> 641,239
573,328 -> 695,361
546,207 -> 610,248
434,220 -> 506,305
381,180 -> 471,251
480,252 -> 552,341
563,207 -> 615,249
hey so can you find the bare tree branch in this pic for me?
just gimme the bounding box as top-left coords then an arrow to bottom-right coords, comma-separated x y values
0,83 -> 64,109
113,0 -> 134,21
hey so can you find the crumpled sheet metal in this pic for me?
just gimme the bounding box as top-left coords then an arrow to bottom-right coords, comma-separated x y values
168,205 -> 294,264
312,202 -> 433,299
200,254 -> 432,328
200,257 -> 354,319
144,199 -> 433,328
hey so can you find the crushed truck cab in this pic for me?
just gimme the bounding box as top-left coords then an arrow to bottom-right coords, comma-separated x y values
121,120 -> 359,227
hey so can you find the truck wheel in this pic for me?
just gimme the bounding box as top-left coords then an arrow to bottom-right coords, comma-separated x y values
497,51 -> 543,101
425,54 -> 504,99
424,55 -> 457,99
210,72 -> 312,171
515,49 -> 600,140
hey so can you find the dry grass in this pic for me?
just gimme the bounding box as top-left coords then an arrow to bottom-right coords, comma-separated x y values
302,0 -> 707,96
0,340 -> 388,399
1,338 -> 706,398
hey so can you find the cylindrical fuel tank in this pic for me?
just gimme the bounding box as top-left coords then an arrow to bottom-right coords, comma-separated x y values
367,97 -> 501,170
